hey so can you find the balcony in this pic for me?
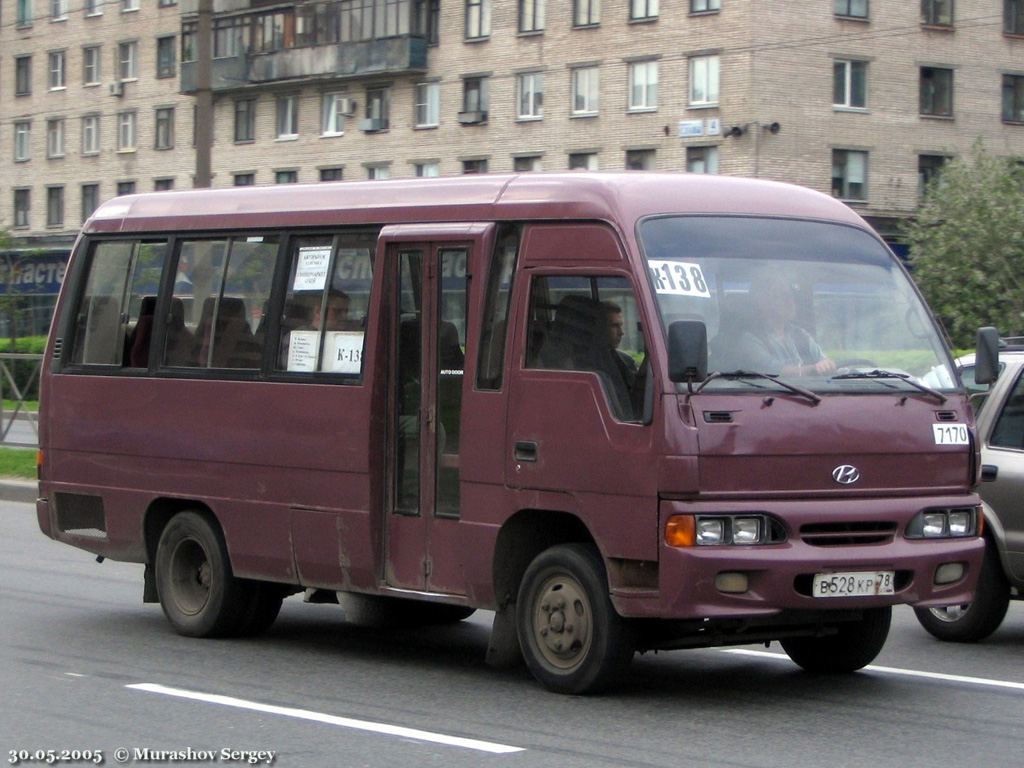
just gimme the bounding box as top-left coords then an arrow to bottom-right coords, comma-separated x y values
181,36 -> 427,93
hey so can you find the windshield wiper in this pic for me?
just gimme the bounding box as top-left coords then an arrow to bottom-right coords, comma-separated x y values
830,369 -> 947,404
694,370 -> 821,405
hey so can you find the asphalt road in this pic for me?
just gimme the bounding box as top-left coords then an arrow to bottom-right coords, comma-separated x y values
3,500 -> 1023,768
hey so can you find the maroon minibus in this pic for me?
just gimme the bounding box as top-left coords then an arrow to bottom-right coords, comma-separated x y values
37,173 -> 987,693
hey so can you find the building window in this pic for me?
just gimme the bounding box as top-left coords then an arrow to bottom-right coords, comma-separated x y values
46,187 -> 64,227
321,92 -> 348,135
518,72 -> 544,119
922,0 -> 953,26
234,99 -> 256,142
630,0 -> 657,20
832,149 -> 868,200
569,152 -> 598,170
234,173 -> 255,186
514,155 -> 542,171
14,189 -> 31,228
415,161 -> 440,177
83,46 -> 101,84
276,96 -> 299,139
520,0 -> 545,31
367,165 -> 391,180
920,66 -> 953,117
466,0 -> 491,38
182,24 -> 196,62
364,87 -> 390,131
574,0 -> 600,26
462,159 -> 488,174
460,77 -> 488,122
835,0 -> 868,18
17,0 -> 33,25
320,167 -> 344,181
689,55 -> 720,107
625,149 -> 655,170
46,119 -> 65,158
48,51 -> 66,89
686,145 -> 718,174
84,0 -> 101,14
155,107 -> 175,149
14,122 -> 31,162
571,66 -> 600,115
118,41 -> 138,80
82,115 -> 100,155
918,154 -> 948,195
414,82 -> 440,127
275,170 -> 298,184
214,18 -> 245,58
154,178 -> 174,191
691,0 -> 719,11
156,36 -> 176,78
117,111 -> 136,151
159,0 -> 177,7
1005,0 -> 1024,35
121,0 -> 138,11
51,0 -> 68,19
628,61 -> 658,110
116,181 -> 136,196
1003,74 -> 1024,122
833,60 -> 867,108
15,57 -> 31,97
81,184 -> 99,221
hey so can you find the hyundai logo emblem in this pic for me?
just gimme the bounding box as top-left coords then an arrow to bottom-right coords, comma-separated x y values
832,465 -> 861,484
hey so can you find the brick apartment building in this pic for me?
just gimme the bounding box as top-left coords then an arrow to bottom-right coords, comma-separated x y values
2,0 -> 1023,330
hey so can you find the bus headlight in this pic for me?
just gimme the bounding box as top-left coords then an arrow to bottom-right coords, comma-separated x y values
665,514 -> 785,547
906,507 -> 980,539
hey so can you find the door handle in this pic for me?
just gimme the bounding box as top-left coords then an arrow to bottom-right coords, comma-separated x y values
514,441 -> 538,462
981,464 -> 998,482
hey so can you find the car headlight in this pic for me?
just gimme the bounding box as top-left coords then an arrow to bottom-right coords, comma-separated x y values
906,506 -> 980,539
665,514 -> 785,547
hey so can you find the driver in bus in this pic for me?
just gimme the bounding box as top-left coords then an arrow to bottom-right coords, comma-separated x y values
734,276 -> 836,377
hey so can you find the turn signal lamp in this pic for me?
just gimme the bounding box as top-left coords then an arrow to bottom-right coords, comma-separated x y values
36,449 -> 43,480
665,515 -> 696,547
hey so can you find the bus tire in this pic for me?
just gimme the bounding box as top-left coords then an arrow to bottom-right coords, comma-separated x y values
912,543 -> 1010,643
780,606 -> 891,673
154,511 -> 250,638
516,543 -> 634,694
232,582 -> 285,637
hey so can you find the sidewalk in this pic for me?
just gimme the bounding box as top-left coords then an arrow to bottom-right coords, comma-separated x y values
0,478 -> 38,504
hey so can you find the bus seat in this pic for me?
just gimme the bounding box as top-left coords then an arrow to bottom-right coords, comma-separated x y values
128,296 -> 157,368
163,298 -> 194,366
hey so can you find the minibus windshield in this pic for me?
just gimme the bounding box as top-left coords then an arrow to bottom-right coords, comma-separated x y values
639,216 -> 957,393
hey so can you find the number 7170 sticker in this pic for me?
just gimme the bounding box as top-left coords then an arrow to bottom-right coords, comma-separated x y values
933,424 -> 969,445
648,260 -> 712,298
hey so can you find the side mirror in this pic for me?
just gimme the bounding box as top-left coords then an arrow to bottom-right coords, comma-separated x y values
667,320 -> 708,383
974,326 -> 1000,385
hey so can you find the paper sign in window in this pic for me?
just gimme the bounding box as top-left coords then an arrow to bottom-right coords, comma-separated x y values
648,260 -> 711,298
322,331 -> 363,374
287,330 -> 319,372
293,247 -> 331,291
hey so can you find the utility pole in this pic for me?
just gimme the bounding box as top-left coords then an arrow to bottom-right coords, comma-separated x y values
194,0 -> 213,188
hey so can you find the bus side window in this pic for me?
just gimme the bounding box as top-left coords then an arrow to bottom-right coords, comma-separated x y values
69,240 -> 167,367
476,225 -> 520,390
526,275 -> 646,422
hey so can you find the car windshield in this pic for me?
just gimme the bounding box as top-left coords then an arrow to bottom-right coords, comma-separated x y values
639,216 -> 957,393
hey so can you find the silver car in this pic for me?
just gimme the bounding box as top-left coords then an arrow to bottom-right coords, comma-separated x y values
915,347 -> 1024,641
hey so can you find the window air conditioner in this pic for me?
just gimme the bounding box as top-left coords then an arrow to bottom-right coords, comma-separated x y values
457,110 -> 487,124
360,118 -> 385,132
109,81 -> 124,97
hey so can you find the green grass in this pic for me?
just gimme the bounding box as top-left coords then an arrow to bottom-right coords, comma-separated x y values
3,399 -> 38,412
0,447 -> 37,479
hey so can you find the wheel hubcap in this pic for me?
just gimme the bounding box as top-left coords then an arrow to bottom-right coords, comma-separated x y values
532,575 -> 592,671
169,539 -> 212,616
929,604 -> 971,623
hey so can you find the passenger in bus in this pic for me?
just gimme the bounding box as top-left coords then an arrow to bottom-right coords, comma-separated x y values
732,276 -> 836,377
312,290 -> 353,331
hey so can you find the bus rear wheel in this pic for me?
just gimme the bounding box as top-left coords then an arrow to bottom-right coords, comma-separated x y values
516,544 -> 634,694
155,511 -> 250,638
780,606 -> 891,673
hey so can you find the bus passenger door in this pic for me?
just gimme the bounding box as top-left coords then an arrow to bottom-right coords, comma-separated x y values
385,242 -> 470,594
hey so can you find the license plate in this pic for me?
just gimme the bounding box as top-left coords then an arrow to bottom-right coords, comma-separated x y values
812,571 -> 895,598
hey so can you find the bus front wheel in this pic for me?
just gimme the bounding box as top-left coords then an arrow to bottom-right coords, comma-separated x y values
780,606 -> 892,673
516,544 -> 634,694
155,511 -> 250,638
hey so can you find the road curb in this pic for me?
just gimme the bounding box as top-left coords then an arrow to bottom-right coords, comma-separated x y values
0,479 -> 38,504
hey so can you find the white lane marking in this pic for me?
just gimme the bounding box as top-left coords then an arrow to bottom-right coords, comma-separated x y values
721,649 -> 1024,692
64,672 -> 85,677
126,683 -> 525,754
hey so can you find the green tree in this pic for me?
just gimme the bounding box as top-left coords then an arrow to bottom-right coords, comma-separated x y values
907,144 -> 1024,349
